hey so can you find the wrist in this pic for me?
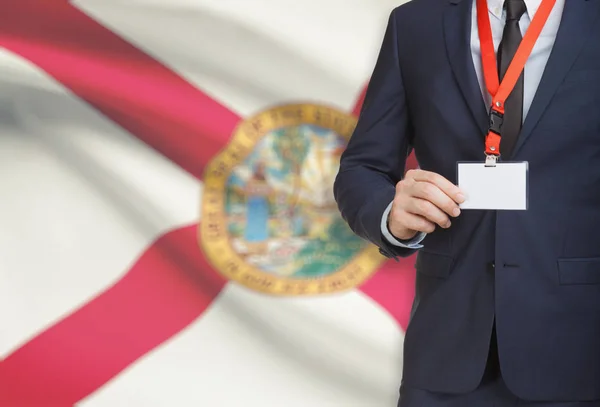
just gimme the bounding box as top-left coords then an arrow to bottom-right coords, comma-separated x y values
387,212 -> 418,241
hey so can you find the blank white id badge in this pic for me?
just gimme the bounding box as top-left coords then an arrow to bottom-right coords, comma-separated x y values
457,161 -> 528,210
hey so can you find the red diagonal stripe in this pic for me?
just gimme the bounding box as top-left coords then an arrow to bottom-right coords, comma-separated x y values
359,258 -> 416,330
0,225 -> 227,406
351,85 -> 367,117
0,0 -> 239,179
0,2 -> 234,404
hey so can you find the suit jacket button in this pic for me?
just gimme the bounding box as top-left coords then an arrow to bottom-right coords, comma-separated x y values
379,248 -> 391,258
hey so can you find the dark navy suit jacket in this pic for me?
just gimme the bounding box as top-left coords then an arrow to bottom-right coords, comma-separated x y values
334,0 -> 600,401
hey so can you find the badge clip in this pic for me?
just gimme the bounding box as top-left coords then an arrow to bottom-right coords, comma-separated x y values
485,154 -> 498,167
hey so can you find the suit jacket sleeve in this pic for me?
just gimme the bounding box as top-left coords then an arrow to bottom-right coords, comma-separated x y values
333,8 -> 416,259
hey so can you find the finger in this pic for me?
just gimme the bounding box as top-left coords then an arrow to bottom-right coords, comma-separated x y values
411,181 -> 461,218
409,170 -> 465,204
392,211 -> 436,235
405,197 -> 452,228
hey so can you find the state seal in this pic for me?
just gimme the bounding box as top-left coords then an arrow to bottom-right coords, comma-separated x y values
199,103 -> 385,296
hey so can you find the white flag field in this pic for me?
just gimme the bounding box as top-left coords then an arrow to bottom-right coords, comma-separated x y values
0,1 -> 419,406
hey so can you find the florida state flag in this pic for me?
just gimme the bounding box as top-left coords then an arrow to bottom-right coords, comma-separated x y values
0,1 -> 417,406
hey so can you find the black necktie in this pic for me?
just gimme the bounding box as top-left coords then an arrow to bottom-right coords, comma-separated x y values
497,0 -> 527,159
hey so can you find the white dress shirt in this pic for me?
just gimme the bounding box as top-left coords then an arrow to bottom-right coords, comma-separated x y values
381,0 -> 565,248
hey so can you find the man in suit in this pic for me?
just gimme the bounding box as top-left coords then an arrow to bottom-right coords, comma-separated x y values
334,0 -> 600,405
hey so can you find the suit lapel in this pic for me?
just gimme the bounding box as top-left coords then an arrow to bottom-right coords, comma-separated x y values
444,0 -> 489,136
513,0 -> 600,156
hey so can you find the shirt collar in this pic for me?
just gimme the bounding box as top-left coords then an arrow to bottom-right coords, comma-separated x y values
487,0 -> 543,20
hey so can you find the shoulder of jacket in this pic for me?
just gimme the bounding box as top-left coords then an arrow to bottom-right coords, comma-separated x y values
392,0 -> 448,18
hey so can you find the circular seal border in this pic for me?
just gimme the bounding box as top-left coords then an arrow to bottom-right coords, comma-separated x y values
199,103 -> 385,296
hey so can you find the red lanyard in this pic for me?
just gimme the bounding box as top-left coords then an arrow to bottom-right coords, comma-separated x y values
477,0 -> 556,157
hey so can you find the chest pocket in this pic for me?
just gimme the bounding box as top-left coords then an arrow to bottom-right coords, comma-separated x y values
558,257 -> 600,285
